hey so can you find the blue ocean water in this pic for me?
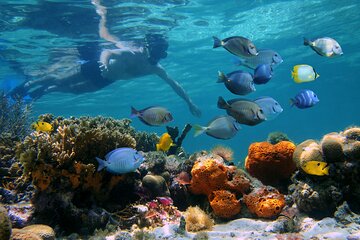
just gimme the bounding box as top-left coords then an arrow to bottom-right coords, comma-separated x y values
0,0 -> 359,164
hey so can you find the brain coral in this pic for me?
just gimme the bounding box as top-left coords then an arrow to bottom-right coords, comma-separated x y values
243,186 -> 285,218
208,190 -> 241,219
245,141 -> 296,186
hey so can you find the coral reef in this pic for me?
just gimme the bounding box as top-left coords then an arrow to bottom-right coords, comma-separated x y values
245,141 -> 296,186
243,186 -> 286,219
0,204 -> 12,240
290,126 -> 360,217
12,114 -> 163,235
183,206 -> 214,232
267,132 -> 292,145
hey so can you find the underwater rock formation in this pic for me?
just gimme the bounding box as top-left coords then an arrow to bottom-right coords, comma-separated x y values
245,141 -> 296,186
208,190 -> 241,219
142,174 -> 170,198
290,126 -> 360,217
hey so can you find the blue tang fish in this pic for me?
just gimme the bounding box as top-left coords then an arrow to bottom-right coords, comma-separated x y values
254,97 -> 283,120
291,89 -> 319,109
253,64 -> 272,84
217,70 -> 255,95
96,147 -> 145,174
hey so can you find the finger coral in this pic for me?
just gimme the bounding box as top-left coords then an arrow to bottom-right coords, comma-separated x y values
245,141 -> 296,186
243,186 -> 285,218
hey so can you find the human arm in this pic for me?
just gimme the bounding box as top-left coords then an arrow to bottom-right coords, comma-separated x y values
154,65 -> 201,117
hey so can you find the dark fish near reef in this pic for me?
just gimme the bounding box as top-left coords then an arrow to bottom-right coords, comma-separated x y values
96,147 -> 144,174
234,49 -> 283,70
217,96 -> 266,126
193,115 -> 240,140
254,97 -> 283,120
213,36 -> 258,58
130,106 -> 173,126
290,89 -> 319,109
253,64 -> 272,84
217,70 -> 255,95
304,37 -> 343,57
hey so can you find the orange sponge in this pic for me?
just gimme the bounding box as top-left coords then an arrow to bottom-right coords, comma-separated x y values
243,186 -> 285,218
209,190 -> 241,219
245,141 -> 296,185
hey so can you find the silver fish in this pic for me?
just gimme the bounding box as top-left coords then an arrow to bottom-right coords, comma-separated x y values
217,96 -> 266,126
130,106 -> 173,126
304,37 -> 343,57
96,147 -> 144,174
213,36 -> 258,58
234,49 -> 283,70
193,115 -> 240,140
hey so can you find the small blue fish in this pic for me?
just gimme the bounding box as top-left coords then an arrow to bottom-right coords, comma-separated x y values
254,97 -> 283,120
253,64 -> 272,84
217,70 -> 255,95
96,147 -> 145,174
130,106 -> 173,126
193,115 -> 240,140
291,89 -> 319,109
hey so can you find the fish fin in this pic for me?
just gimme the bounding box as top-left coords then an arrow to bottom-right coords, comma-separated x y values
217,71 -> 227,83
193,124 -> 206,137
96,157 -> 106,171
130,106 -> 139,118
217,96 -> 229,109
322,163 -> 330,175
212,36 -> 222,48
290,98 -> 295,107
232,57 -> 244,66
303,37 -> 312,46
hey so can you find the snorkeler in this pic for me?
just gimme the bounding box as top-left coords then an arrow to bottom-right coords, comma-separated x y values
8,1 -> 201,117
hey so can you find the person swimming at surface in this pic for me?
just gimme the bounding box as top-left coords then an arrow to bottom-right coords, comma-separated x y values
8,1 -> 201,117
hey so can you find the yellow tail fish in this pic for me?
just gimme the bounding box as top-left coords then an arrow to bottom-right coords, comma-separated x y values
301,161 -> 329,176
156,133 -> 176,152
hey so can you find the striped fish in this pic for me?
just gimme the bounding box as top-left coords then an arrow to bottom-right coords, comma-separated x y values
130,106 -> 173,126
291,89 -> 319,109
96,147 -> 144,174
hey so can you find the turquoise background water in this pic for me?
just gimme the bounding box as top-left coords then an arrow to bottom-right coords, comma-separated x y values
1,0 -> 359,163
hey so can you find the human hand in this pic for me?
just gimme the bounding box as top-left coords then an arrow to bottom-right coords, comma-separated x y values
189,103 -> 201,118
98,62 -> 109,77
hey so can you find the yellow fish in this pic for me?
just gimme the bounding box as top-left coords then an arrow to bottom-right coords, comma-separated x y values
291,64 -> 320,83
32,121 -> 53,132
301,161 -> 329,176
156,133 -> 176,152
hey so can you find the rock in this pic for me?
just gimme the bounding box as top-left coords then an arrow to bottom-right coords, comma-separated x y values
11,228 -> 42,240
142,174 -> 170,197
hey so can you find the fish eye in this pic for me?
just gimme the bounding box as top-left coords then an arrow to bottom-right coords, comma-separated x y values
274,54 -> 278,57
275,102 -> 279,105
317,162 -> 320,166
